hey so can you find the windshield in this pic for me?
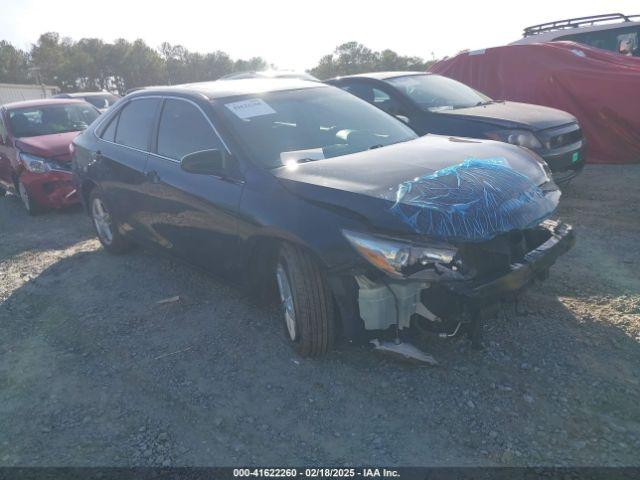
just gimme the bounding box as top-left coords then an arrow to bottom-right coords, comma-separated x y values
215,87 -> 417,168
8,103 -> 99,138
83,94 -> 119,109
386,74 -> 491,111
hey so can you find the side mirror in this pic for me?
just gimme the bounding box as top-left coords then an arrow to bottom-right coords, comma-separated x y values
395,115 -> 410,124
180,149 -> 227,176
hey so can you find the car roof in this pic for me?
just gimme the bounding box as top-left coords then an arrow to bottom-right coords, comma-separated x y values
328,71 -> 428,81
129,78 -> 327,101
512,16 -> 640,45
2,98 -> 87,110
56,91 -> 118,98
218,71 -> 320,81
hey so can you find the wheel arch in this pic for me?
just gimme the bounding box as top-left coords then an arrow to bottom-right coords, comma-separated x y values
80,179 -> 99,214
242,233 -> 362,342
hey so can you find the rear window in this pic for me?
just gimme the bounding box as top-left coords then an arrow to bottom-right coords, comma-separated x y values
7,103 -> 99,138
114,98 -> 159,150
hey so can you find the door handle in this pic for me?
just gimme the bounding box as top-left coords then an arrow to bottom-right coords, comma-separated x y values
146,170 -> 160,184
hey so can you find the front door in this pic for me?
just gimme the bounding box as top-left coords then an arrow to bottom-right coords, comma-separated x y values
141,97 -> 243,275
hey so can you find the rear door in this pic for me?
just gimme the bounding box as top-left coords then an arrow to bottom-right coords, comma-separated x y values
142,97 -> 243,274
92,97 -> 161,241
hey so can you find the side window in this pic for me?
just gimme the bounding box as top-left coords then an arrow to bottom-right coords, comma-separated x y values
114,98 -> 159,150
156,99 -> 221,160
373,88 -> 391,103
372,88 -> 402,115
100,114 -> 118,142
343,83 -> 402,115
342,82 -> 376,104
558,27 -> 639,56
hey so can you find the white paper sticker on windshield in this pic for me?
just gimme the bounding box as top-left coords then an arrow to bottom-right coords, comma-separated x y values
225,98 -> 276,119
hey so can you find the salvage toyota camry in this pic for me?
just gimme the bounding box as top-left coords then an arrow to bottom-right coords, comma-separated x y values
72,79 -> 574,359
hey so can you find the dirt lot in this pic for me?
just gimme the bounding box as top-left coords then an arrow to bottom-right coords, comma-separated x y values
1,165 -> 639,466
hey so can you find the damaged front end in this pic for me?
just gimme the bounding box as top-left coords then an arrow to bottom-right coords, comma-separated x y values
338,157 -> 574,361
344,220 -> 573,337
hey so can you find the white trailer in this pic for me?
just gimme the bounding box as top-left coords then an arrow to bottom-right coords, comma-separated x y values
0,83 -> 60,105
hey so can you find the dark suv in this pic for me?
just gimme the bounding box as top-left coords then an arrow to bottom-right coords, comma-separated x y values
72,79 -> 574,358
327,72 -> 586,185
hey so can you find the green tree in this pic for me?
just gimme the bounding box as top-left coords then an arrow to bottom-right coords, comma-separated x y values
119,39 -> 165,92
310,41 -> 434,79
3,32 -> 268,94
0,40 -> 30,83
232,56 -> 267,74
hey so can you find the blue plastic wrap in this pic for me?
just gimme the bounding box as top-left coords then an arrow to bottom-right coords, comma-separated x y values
391,157 -> 557,242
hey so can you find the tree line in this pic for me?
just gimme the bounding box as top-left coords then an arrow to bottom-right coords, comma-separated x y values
0,33 -> 435,94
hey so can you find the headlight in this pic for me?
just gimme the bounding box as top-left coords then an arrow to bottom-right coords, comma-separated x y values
487,129 -> 542,149
19,152 -> 69,173
342,230 -> 457,279
20,152 -> 51,173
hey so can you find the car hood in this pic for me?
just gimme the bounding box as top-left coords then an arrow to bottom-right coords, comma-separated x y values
438,101 -> 576,131
274,135 -> 560,242
14,131 -> 80,161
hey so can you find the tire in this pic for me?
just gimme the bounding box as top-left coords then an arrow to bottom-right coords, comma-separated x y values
275,243 -> 335,357
89,189 -> 133,254
17,178 -> 42,216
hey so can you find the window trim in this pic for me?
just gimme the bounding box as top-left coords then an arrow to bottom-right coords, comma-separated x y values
99,110 -> 119,143
94,95 -> 231,161
112,97 -> 161,152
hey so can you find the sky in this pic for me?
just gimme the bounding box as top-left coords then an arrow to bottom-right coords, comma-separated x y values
0,0 -> 637,70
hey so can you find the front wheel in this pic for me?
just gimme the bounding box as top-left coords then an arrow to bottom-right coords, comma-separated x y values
18,178 -> 41,216
89,189 -> 134,254
276,243 -> 335,357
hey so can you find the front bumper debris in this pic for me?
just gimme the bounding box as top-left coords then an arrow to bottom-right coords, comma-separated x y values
354,220 -> 574,334
451,220 -> 574,301
21,170 -> 79,209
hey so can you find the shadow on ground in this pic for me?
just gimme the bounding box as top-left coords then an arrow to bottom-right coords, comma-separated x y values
1,165 -> 639,466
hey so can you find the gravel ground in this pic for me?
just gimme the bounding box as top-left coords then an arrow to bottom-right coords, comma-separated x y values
1,165 -> 639,466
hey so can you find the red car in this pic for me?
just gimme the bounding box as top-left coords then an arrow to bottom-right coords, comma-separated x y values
0,99 -> 100,214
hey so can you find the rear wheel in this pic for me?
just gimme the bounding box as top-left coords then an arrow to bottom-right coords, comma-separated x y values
89,190 -> 133,254
18,178 -> 41,216
276,243 -> 335,357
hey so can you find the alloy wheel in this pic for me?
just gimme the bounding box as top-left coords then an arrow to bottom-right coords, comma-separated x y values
92,197 -> 114,245
276,263 -> 297,341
